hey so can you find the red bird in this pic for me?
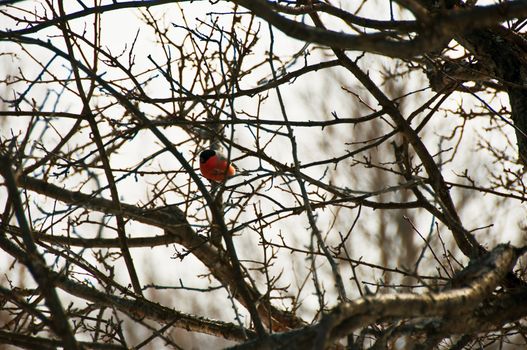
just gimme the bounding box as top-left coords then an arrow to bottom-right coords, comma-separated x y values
199,149 -> 236,182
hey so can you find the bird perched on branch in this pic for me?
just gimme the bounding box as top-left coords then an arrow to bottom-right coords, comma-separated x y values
199,149 -> 236,182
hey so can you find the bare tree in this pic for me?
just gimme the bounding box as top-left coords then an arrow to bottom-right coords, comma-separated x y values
1,0 -> 526,349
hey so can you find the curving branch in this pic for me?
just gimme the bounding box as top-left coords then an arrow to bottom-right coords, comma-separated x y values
228,244 -> 526,349
230,0 -> 527,58
0,228 -> 254,342
15,174 -> 305,331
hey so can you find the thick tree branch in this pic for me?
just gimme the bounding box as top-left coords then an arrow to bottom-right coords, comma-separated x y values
0,228 -> 254,342
15,174 -> 305,331
228,244 -> 526,349
231,0 -> 527,58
